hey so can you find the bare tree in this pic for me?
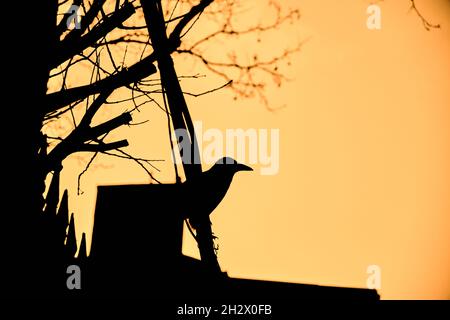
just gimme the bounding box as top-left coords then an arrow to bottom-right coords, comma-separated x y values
9,0 -> 299,291
7,0 -> 438,295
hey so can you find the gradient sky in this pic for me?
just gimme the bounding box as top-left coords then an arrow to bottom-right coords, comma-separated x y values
53,0 -> 450,299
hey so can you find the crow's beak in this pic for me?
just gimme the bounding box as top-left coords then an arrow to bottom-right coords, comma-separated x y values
235,163 -> 253,172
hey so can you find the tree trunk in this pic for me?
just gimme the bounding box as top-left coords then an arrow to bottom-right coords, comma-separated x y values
141,0 -> 221,274
4,0 -> 59,296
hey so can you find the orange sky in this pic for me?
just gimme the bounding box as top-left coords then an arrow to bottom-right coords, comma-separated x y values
51,0 -> 450,299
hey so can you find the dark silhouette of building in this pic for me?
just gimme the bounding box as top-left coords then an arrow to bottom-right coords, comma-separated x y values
84,183 -> 380,300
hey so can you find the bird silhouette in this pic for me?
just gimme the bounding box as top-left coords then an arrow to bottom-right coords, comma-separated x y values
182,157 -> 253,230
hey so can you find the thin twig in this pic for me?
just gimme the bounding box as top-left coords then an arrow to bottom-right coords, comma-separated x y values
409,0 -> 440,31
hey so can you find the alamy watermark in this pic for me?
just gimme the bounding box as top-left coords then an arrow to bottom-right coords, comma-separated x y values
65,5 -> 82,30
366,264 -> 382,290
367,4 -> 382,30
66,264 -> 81,290
172,121 -> 280,175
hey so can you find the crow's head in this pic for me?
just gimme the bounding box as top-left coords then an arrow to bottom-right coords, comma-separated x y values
212,157 -> 253,175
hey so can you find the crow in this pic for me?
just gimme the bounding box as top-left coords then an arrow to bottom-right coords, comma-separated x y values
182,157 -> 253,230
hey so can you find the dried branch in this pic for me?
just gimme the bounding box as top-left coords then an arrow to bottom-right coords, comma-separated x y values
79,140 -> 129,152
51,1 -> 135,69
168,0 -> 214,47
46,54 -> 157,114
45,0 -> 302,189
177,43 -> 301,106
45,91 -> 132,172
102,148 -> 162,183
86,112 -> 132,140
77,151 -> 99,195
173,0 -> 301,107
177,80 -> 232,97
79,90 -> 113,127
409,0 -> 440,31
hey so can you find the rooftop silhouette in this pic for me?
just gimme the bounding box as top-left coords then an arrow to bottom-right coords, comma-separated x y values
84,182 -> 380,300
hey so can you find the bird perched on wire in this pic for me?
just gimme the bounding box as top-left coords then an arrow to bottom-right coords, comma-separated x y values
181,157 -> 253,230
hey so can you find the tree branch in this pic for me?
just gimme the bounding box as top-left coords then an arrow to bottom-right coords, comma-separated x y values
45,92 -> 132,172
51,1 -> 135,69
86,112 -> 132,140
47,0 -> 216,113
79,89 -> 113,127
168,0 -> 214,48
79,140 -> 129,152
409,0 -> 440,31
45,53 -> 157,114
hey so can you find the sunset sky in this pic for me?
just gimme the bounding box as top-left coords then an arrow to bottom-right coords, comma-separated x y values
51,0 -> 450,299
